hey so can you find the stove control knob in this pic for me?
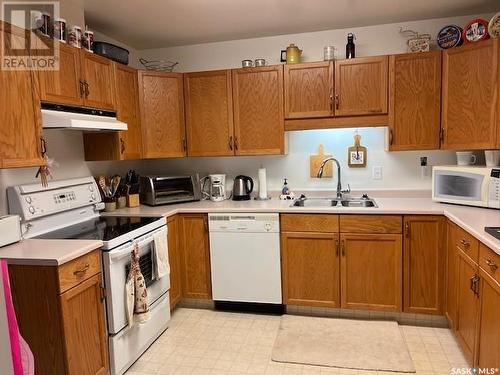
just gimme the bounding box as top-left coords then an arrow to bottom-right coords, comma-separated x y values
265,223 -> 272,231
88,185 -> 94,192
362,194 -> 369,199
29,206 -> 35,214
25,196 -> 32,204
91,193 -> 96,200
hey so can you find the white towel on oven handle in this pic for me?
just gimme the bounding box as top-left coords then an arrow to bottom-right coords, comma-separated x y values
152,231 -> 170,280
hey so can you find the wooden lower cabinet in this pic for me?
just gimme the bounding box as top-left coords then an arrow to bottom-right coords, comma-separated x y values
403,216 -> 445,314
281,232 -> 340,307
178,214 -> 212,299
167,215 -> 182,308
340,233 -> 402,311
445,221 -> 459,329
8,251 -> 108,375
476,269 -> 500,368
455,249 -> 480,364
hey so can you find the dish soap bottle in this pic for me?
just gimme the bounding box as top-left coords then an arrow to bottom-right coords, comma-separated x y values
346,33 -> 355,59
282,178 -> 290,195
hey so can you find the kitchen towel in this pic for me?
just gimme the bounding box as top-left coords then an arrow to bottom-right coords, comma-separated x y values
153,231 -> 170,280
125,242 -> 150,327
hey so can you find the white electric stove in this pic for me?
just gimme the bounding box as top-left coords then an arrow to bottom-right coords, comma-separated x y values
7,177 -> 170,375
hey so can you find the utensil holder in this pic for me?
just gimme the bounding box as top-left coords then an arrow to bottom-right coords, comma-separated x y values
104,201 -> 116,212
116,196 -> 127,209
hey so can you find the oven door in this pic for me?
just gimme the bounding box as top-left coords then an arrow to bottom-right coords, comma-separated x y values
432,168 -> 489,207
102,226 -> 169,335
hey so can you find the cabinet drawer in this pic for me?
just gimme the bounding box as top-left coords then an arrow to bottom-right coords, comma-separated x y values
340,215 -> 402,234
58,250 -> 101,294
479,243 -> 500,284
455,226 -> 479,263
280,214 -> 339,233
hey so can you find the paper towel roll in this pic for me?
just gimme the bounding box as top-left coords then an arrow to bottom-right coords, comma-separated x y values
258,168 -> 267,199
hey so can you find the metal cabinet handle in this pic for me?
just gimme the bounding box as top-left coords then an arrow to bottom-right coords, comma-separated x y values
100,284 -> 106,302
73,264 -> 90,276
334,94 -> 339,110
329,92 -> 334,114
229,136 -> 233,151
405,222 -> 410,238
120,138 -> 125,154
486,259 -> 498,271
234,137 -> 239,151
389,128 -> 394,145
79,80 -> 85,98
335,239 -> 339,256
341,239 -> 346,256
474,275 -> 480,298
182,139 -> 187,151
84,81 -> 90,98
460,239 -> 470,248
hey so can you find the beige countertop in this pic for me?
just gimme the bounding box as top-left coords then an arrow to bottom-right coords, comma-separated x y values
0,239 -> 103,266
105,197 -> 500,254
1,195 -> 498,266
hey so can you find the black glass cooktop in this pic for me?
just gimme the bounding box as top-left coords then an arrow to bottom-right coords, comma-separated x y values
36,216 -> 160,242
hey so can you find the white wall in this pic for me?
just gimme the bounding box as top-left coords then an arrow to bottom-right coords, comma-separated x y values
139,13 -> 493,71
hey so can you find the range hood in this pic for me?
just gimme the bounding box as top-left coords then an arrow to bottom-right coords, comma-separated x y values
41,103 -> 127,131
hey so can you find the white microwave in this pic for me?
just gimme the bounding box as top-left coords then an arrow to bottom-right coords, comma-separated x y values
432,166 -> 500,209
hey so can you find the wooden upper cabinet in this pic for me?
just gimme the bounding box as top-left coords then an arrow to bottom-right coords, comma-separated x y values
179,214 -> 211,299
403,216 -> 445,314
388,51 -> 441,150
334,56 -> 388,116
340,233 -> 402,312
80,51 -> 115,110
38,41 -> 83,106
138,70 -> 186,158
442,39 -> 498,150
232,65 -> 285,155
0,24 -> 43,168
184,70 -> 234,156
284,62 -> 333,119
477,269 -> 500,368
60,273 -> 108,375
84,64 -> 142,161
113,64 -> 142,159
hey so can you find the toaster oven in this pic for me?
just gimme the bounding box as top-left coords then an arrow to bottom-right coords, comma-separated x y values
139,175 -> 201,206
432,166 -> 500,209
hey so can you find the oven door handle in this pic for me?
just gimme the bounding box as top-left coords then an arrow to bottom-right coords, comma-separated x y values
107,228 -> 165,263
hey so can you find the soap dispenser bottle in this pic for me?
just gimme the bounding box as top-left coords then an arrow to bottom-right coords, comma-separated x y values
282,178 -> 290,195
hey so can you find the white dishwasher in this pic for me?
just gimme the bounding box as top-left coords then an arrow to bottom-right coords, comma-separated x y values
208,213 -> 282,310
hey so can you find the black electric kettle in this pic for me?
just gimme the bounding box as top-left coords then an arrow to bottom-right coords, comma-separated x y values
232,175 -> 254,201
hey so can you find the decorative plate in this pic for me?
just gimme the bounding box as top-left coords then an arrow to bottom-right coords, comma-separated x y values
489,12 -> 500,38
463,18 -> 489,43
437,25 -> 463,49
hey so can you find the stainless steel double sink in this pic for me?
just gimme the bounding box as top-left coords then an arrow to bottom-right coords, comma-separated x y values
291,197 -> 378,208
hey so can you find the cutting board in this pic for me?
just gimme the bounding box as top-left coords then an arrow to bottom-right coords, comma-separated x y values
310,144 -> 333,178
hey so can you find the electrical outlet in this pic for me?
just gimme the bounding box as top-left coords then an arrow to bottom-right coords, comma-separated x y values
372,166 -> 382,180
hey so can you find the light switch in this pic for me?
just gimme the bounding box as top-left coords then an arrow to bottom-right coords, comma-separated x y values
372,166 -> 382,180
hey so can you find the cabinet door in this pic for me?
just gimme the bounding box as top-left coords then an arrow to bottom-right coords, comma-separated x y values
38,41 -> 84,106
340,233 -> 402,311
388,51 -> 441,150
232,66 -> 284,155
445,221 -> 459,330
281,232 -> 340,307
138,71 -> 186,158
455,250 -> 479,364
442,39 -> 498,149
334,56 -> 388,116
403,216 -> 445,314
60,273 -> 108,375
81,51 -> 115,110
83,64 -> 142,161
477,269 -> 500,368
284,62 -> 333,119
0,25 -> 43,168
179,214 -> 211,299
184,70 -> 234,156
167,215 -> 182,308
